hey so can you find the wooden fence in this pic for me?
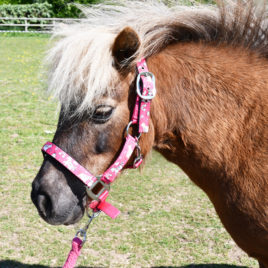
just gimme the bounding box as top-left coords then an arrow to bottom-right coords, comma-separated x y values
0,17 -> 86,33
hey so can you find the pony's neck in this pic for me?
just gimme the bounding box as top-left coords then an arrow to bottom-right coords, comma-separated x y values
147,42 -> 267,190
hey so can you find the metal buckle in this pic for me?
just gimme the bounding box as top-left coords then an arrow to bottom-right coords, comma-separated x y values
133,142 -> 143,168
86,176 -> 110,201
125,121 -> 141,140
136,71 -> 156,100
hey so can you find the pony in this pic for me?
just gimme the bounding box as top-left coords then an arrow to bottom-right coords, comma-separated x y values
31,1 -> 268,266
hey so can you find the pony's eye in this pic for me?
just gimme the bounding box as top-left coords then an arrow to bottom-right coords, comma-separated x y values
92,105 -> 114,123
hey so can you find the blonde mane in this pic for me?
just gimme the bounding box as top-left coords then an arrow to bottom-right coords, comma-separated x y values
46,0 -> 268,116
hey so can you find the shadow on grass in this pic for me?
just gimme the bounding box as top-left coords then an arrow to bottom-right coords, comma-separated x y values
154,265 -> 248,268
0,260 -> 99,268
0,260 -> 250,268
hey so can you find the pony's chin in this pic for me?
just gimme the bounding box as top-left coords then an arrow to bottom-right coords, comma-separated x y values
63,212 -> 84,226
38,206 -> 85,226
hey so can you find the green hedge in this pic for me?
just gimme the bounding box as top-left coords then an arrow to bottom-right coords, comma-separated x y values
0,2 -> 53,19
43,0 -> 100,18
0,0 -> 215,19
0,1 -> 99,18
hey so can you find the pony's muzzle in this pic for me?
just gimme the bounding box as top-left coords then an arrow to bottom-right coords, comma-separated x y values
36,192 -> 53,218
31,182 -> 54,221
31,170 -> 85,226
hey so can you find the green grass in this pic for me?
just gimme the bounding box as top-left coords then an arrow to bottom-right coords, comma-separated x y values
0,35 -> 258,268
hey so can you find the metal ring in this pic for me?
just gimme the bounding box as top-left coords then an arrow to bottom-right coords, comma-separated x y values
76,229 -> 87,243
136,72 -> 156,100
125,122 -> 142,140
125,121 -> 133,136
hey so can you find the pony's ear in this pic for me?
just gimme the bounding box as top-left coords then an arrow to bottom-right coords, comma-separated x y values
112,27 -> 140,70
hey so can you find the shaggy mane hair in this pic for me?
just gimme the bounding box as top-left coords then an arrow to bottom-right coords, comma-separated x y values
46,0 -> 268,116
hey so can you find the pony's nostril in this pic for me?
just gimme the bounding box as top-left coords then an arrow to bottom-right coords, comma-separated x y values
37,193 -> 52,218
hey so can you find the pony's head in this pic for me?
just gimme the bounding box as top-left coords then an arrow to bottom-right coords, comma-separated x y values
31,26 -> 155,225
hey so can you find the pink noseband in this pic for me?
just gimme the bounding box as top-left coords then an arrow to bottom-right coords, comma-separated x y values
42,58 -> 156,219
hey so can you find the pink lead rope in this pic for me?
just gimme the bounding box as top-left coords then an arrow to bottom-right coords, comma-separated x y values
62,237 -> 83,268
41,58 -> 156,268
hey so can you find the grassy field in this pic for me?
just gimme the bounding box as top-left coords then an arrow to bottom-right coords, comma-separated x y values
0,34 -> 258,268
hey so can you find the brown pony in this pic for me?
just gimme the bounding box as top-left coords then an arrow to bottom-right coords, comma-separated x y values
31,1 -> 268,266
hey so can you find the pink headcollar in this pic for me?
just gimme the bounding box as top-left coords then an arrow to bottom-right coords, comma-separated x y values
42,58 -> 156,219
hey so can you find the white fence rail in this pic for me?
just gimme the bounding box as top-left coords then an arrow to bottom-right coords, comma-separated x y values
0,17 -> 86,33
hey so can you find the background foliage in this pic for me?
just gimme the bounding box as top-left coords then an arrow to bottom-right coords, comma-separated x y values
0,0 -> 100,18
0,2 -> 52,19
0,0 -> 216,18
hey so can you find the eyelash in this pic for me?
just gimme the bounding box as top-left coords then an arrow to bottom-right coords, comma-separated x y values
91,106 -> 114,123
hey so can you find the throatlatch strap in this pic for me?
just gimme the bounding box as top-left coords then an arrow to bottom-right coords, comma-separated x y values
102,134 -> 137,183
132,58 -> 156,133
